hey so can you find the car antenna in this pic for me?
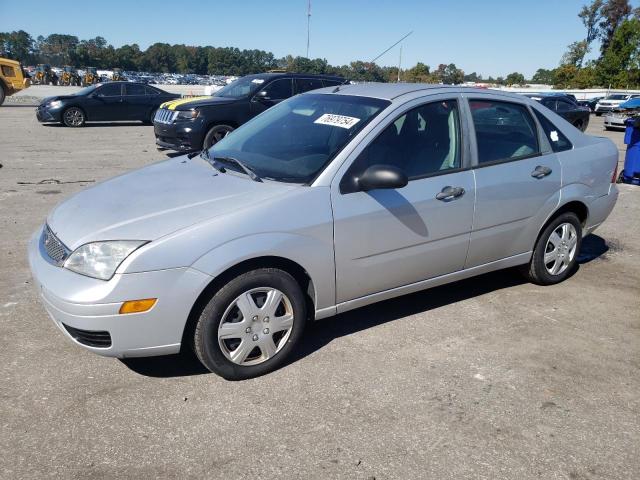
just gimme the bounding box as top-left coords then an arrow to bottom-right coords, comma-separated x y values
332,86 -> 341,93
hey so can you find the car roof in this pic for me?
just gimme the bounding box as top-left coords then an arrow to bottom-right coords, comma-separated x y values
309,82 -> 534,103
245,72 -> 344,81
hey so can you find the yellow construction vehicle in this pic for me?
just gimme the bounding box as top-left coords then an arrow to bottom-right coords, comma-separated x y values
112,68 -> 125,81
82,67 -> 99,86
0,57 -> 30,106
58,66 -> 81,86
32,64 -> 58,85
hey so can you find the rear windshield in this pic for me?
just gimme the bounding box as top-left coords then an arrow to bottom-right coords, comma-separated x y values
209,94 -> 390,183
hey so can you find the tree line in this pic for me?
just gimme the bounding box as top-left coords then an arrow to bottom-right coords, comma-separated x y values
1,0 -> 639,88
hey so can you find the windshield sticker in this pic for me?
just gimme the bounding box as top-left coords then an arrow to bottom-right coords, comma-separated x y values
314,113 -> 361,129
251,79 -> 265,84
550,131 -> 560,142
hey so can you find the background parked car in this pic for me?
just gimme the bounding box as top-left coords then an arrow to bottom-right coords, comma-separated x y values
577,96 -> 604,112
525,93 -> 590,131
154,72 -> 346,151
595,94 -> 640,116
36,82 -> 180,127
604,97 -> 640,130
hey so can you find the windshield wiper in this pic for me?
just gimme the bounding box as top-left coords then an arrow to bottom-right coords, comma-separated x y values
213,155 -> 263,182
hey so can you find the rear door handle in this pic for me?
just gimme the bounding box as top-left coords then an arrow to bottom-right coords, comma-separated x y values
436,186 -> 465,201
531,165 -> 552,179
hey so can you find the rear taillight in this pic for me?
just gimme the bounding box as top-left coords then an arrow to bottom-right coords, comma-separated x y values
612,162 -> 619,183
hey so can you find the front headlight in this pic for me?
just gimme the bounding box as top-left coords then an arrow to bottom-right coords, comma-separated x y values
48,100 -> 62,108
64,241 -> 147,280
176,109 -> 199,120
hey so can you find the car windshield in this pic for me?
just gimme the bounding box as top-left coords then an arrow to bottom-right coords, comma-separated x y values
214,76 -> 267,99
209,93 -> 390,183
607,94 -> 628,100
73,85 -> 99,96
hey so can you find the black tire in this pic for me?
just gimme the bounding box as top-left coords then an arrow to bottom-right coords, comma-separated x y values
203,124 -> 234,150
595,112 -> 602,117
573,120 -> 583,131
193,268 -> 307,380
604,126 -> 611,131
62,107 -> 86,127
0,86 -> 5,106
520,212 -> 582,285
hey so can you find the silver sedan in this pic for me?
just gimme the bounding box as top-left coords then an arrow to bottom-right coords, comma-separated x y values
29,84 -> 619,379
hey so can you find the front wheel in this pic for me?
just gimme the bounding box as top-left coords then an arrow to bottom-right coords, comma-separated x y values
203,124 -> 234,150
0,87 -> 5,106
62,107 -> 85,127
520,212 -> 582,285
193,268 -> 307,380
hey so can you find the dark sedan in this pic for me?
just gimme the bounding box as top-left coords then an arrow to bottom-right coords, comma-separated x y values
36,82 -> 180,127
524,93 -> 590,131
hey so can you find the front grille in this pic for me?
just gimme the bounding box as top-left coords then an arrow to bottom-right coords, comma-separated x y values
154,108 -> 177,124
62,324 -> 112,348
41,225 -> 70,265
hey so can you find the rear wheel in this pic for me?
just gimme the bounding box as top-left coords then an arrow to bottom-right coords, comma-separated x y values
203,124 -> 234,150
0,86 -> 5,106
520,212 -> 582,285
193,268 -> 307,380
62,107 -> 85,127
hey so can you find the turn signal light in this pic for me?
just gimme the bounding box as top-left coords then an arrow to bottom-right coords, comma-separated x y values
119,298 -> 157,315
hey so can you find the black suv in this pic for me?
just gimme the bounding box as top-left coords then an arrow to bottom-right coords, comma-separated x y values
154,72 -> 345,151
524,93 -> 590,131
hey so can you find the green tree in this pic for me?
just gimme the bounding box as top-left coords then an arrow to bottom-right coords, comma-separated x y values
505,72 -> 525,86
0,30 -> 35,63
596,17 -> 640,87
404,62 -> 431,83
531,68 -> 556,84
599,0 -> 633,53
561,40 -> 590,67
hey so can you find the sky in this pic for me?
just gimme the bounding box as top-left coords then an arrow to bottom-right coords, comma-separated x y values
0,0 -> 621,78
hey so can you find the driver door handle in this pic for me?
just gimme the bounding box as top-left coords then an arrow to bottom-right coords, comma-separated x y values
436,186 -> 465,201
531,165 -> 552,179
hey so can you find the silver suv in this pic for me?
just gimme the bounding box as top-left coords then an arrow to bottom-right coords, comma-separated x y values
29,84 -> 619,379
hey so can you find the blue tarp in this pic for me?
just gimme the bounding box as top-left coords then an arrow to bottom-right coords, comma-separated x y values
619,98 -> 640,109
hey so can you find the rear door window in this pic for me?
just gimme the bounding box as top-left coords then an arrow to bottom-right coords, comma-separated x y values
556,100 -> 574,112
124,84 -> 146,96
469,99 -> 540,165
145,86 -> 160,95
262,79 -> 293,101
533,109 -> 573,152
295,78 -> 324,94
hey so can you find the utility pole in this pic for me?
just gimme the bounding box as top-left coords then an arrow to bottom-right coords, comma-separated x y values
306,0 -> 311,58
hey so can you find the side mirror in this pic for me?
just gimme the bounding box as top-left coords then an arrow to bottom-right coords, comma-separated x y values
357,165 -> 408,192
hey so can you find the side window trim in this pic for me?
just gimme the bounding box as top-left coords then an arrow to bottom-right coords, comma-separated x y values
339,96 -> 466,194
465,96 -> 542,168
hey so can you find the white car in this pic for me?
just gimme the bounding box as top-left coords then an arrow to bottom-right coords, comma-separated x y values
595,94 -> 640,116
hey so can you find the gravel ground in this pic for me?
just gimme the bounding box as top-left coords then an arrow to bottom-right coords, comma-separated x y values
0,107 -> 638,480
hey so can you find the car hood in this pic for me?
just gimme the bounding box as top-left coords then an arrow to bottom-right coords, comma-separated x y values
159,95 -> 238,111
47,156 -> 298,250
39,95 -> 76,106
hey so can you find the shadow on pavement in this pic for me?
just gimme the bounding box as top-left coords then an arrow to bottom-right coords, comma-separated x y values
121,235 -> 611,379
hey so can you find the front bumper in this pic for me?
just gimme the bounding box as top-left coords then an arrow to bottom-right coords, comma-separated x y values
35,105 -> 60,122
604,114 -> 627,129
595,105 -> 616,114
153,118 -> 205,152
27,226 -> 212,358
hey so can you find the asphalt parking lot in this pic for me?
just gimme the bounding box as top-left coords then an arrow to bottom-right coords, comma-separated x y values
0,105 -> 638,480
